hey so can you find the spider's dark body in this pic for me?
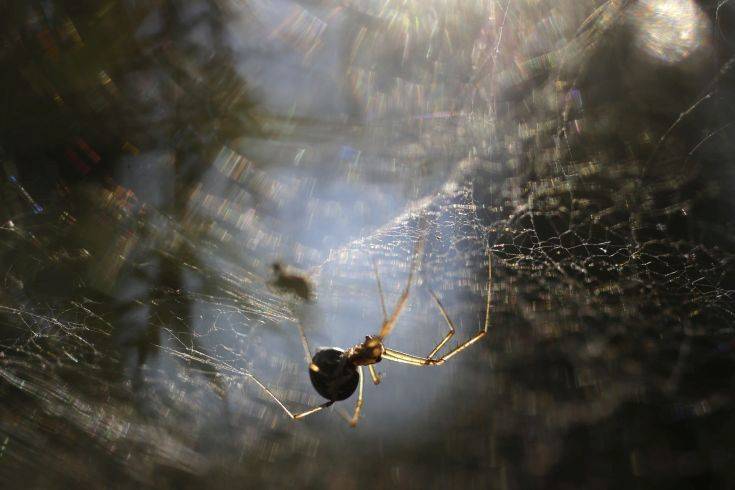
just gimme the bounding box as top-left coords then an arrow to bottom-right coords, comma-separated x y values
309,348 -> 360,401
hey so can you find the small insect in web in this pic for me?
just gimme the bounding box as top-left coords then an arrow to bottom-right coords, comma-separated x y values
258,240 -> 493,427
269,261 -> 314,302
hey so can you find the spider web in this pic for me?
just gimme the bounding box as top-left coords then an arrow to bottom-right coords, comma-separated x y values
1,0 -> 735,487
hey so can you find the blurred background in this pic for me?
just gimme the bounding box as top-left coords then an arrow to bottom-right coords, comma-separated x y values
1,0 -> 734,488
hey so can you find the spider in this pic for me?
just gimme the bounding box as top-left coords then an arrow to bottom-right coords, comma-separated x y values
255,244 -> 493,427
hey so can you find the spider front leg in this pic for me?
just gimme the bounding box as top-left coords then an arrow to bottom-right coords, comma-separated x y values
376,232 -> 426,340
382,256 -> 492,366
425,287 -> 456,358
382,330 -> 487,366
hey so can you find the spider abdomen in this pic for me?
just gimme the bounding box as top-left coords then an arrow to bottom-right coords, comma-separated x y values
309,348 -> 359,401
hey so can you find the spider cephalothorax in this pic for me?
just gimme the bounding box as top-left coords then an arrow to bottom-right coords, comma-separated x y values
346,335 -> 385,366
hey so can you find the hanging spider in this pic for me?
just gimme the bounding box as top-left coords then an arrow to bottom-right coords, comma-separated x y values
255,244 -> 492,427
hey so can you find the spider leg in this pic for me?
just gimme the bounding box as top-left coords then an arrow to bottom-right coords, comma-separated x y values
383,332 -> 488,366
348,366 -> 365,427
293,318 -> 314,366
383,348 -> 444,365
292,401 -> 335,419
381,253 -> 493,365
378,234 -> 426,339
158,340 -> 332,420
243,371 -> 336,420
336,366 -> 368,426
367,364 -> 382,385
436,331 -> 487,361
425,287 -> 456,358
372,257 -> 388,324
